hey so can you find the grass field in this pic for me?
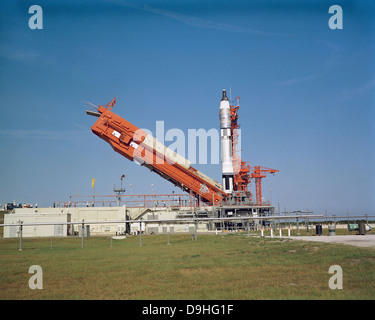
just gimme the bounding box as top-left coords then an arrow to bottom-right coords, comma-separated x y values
0,232 -> 374,300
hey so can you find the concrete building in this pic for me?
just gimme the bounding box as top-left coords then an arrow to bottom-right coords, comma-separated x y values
4,206 -> 127,237
3,212 -> 70,238
3,203 -> 272,238
3,205 -> 202,238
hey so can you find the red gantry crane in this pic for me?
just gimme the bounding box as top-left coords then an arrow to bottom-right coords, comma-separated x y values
250,166 -> 279,205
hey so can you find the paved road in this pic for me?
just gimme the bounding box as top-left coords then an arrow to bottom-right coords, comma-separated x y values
285,234 -> 375,248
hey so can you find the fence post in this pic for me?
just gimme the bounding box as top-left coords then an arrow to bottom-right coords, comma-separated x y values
81,220 -> 84,248
19,222 -> 23,251
195,220 -> 198,241
296,217 -> 300,235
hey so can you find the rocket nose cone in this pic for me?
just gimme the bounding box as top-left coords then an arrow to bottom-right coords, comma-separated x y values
221,89 -> 228,101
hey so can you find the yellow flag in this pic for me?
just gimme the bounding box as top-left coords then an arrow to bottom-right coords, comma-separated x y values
92,178 -> 95,188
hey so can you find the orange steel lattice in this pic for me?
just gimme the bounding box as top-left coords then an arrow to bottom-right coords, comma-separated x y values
88,98 -> 228,204
230,99 -> 252,199
250,166 -> 279,205
230,98 -> 278,205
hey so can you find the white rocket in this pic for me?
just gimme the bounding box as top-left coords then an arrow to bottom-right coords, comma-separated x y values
219,89 -> 234,193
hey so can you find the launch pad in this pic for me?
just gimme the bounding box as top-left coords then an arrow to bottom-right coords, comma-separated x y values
62,191 -> 276,233
2,90 -> 280,239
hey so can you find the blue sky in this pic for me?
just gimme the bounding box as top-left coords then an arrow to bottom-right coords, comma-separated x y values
0,0 -> 374,216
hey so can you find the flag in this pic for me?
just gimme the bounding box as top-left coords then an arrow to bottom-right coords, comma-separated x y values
92,178 -> 95,188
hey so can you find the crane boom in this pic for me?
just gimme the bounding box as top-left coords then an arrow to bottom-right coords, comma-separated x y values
250,166 -> 279,205
87,98 -> 227,204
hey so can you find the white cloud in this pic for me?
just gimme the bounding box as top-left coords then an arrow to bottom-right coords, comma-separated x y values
339,80 -> 375,100
277,74 -> 318,86
116,1 -> 294,37
0,46 -> 40,62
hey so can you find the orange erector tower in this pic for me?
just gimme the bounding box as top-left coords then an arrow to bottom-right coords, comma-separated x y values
86,97 -> 227,204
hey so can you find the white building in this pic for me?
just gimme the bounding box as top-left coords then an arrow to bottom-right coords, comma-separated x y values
3,205 -> 213,238
3,212 -> 69,238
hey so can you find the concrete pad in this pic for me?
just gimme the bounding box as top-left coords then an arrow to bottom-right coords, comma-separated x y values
285,234 -> 375,248
112,236 -> 126,240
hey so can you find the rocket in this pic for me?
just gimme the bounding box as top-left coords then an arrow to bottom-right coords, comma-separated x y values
219,89 -> 234,193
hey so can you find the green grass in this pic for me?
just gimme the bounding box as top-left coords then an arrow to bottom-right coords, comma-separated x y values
0,233 -> 374,300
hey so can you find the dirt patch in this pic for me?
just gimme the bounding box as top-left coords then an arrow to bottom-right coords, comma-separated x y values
179,267 -> 208,276
349,258 -> 362,265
